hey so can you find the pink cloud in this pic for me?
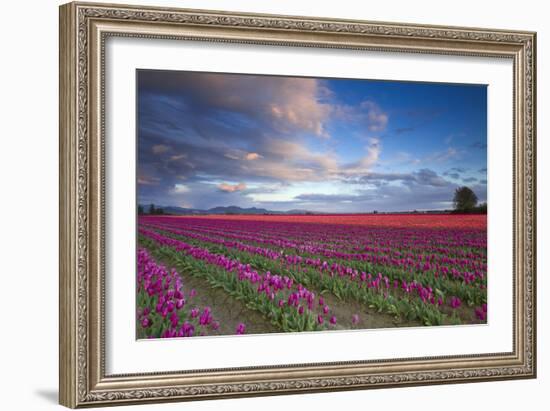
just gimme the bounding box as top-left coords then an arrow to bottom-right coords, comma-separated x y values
217,182 -> 247,193
137,175 -> 160,185
245,152 -> 262,160
360,101 -> 389,132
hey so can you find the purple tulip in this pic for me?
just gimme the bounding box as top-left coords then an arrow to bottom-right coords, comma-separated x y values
474,307 -> 486,321
317,315 -> 324,325
170,312 -> 178,328
236,323 -> 246,335
329,315 -> 337,325
351,314 -> 359,325
166,301 -> 175,313
180,322 -> 195,337
140,317 -> 151,328
199,307 -> 212,326
450,296 -> 462,309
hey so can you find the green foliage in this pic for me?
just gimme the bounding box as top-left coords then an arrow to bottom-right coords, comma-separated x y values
154,228 -> 487,307
140,237 -> 324,333
453,186 -> 478,211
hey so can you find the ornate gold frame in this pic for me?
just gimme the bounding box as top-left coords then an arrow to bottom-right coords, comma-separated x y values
59,1 -> 536,408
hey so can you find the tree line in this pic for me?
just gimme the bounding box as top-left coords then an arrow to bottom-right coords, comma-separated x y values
138,204 -> 166,215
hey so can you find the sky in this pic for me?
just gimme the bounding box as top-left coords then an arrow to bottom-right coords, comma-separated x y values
137,70 -> 487,212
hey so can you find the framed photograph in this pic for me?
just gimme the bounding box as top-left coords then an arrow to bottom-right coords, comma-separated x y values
59,1 -> 536,408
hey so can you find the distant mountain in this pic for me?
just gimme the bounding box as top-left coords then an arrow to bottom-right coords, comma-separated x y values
139,204 -> 315,215
161,206 -> 202,215
206,206 -> 274,214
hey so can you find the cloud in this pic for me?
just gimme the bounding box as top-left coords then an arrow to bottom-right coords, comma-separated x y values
345,168 -> 449,188
139,71 -> 333,138
168,154 -> 186,162
218,182 -> 247,193
334,101 -> 389,133
388,151 -> 421,166
360,101 -> 389,132
137,71 -> 389,196
152,144 -> 170,154
290,177 -> 486,212
449,167 -> 466,173
257,139 -> 339,181
224,151 -> 242,161
340,138 -> 381,175
225,151 -> 263,161
425,147 -> 460,163
245,152 -> 263,161
294,192 -> 373,203
443,167 -> 466,179
413,169 -> 448,187
462,177 -> 478,183
171,184 -> 190,194
137,176 -> 160,185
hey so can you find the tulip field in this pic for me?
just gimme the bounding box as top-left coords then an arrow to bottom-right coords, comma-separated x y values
136,214 -> 487,339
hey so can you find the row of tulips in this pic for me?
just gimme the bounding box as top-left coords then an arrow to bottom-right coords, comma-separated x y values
146,218 -> 487,264
142,223 -> 485,309
144,222 -> 486,287
137,248 -> 230,338
143,219 -> 486,275
142,216 -> 486,250
138,229 -> 346,332
139,228 -> 470,326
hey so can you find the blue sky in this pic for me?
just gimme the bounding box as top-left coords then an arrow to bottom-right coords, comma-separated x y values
137,70 -> 487,212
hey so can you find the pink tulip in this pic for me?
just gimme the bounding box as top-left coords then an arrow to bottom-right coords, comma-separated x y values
236,323 -> 246,335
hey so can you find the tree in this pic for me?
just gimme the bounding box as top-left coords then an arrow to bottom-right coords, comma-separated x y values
453,186 -> 478,211
137,205 -> 144,215
148,204 -> 156,215
477,202 -> 487,213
